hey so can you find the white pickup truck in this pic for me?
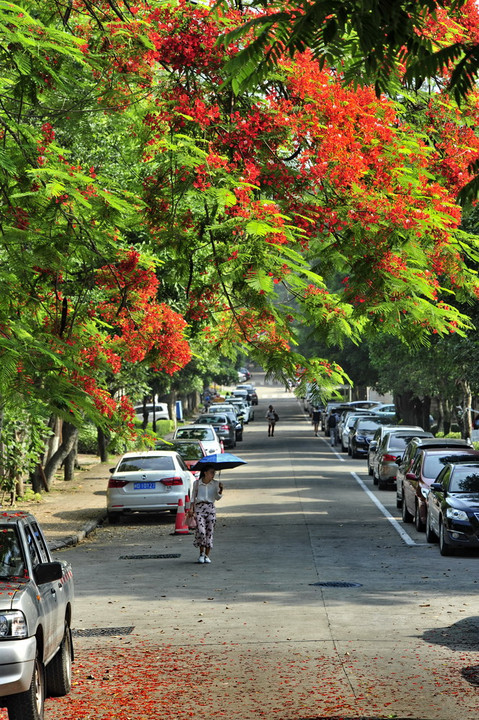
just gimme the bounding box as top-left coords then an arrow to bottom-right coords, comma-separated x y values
0,511 -> 74,720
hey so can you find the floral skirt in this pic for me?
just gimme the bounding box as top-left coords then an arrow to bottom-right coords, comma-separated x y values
193,502 -> 216,549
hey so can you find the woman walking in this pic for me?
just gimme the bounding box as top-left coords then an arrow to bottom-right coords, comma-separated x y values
191,466 -> 223,564
266,405 -> 278,436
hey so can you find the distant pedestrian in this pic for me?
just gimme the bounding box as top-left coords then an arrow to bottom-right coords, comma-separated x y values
327,411 -> 338,446
312,407 -> 321,436
190,466 -> 223,564
266,405 -> 278,436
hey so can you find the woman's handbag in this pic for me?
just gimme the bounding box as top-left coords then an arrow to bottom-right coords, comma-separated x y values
187,511 -> 197,530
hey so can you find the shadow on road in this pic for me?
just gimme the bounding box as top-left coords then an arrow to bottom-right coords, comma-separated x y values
422,615 -> 479,651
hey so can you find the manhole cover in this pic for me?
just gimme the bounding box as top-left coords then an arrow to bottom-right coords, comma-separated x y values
119,553 -> 181,560
310,581 -> 363,588
73,626 -> 134,637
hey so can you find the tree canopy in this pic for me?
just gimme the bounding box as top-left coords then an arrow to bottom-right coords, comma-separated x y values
1,0 -> 479,433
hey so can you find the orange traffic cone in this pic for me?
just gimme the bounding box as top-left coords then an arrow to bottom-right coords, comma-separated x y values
185,494 -> 191,512
174,498 -> 189,535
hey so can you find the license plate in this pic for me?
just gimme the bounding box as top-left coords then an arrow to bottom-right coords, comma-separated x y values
133,482 -> 156,490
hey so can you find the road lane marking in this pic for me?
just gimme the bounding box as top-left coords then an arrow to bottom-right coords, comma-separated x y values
351,472 -> 417,546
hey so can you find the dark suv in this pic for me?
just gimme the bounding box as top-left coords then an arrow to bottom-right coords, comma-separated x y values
400,446 -> 479,531
195,413 -> 236,449
396,438 -> 473,510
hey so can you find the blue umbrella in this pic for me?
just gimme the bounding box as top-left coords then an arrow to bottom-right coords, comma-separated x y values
192,453 -> 247,471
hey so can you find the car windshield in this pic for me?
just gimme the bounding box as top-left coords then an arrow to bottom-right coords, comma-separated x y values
449,469 -> 479,493
117,456 -> 175,472
388,436 -> 410,450
0,527 -> 26,579
356,421 -> 381,431
176,428 -> 213,441
423,454 -> 477,478
169,442 -> 204,460
198,415 -> 226,424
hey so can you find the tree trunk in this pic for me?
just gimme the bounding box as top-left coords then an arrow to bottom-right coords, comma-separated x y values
31,464 -> 49,493
43,421 -> 79,489
395,390 -> 416,425
63,434 -> 78,481
459,379 -> 472,440
97,426 -> 109,463
15,474 -> 24,498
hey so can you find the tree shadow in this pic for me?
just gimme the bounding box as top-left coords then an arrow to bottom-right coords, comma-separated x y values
422,615 -> 479,651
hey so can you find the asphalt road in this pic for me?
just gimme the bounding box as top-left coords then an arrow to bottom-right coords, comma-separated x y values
44,383 -> 479,720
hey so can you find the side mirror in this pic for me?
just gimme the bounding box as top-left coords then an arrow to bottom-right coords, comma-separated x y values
109,467 -> 116,473
34,561 -> 63,585
405,472 -> 417,480
369,441 -> 377,450
430,482 -> 444,492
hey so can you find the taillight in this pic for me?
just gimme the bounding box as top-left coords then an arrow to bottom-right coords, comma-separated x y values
382,454 -> 398,462
220,424 -> 229,431
108,477 -> 128,488
160,477 -> 183,486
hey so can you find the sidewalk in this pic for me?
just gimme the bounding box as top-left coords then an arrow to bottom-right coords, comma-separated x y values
14,454 -> 113,551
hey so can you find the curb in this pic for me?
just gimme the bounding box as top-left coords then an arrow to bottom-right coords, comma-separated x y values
48,511 -> 107,552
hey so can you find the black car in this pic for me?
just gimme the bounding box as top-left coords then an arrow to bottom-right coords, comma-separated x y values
349,417 -> 393,458
426,461 -> 479,555
195,413 -> 236,449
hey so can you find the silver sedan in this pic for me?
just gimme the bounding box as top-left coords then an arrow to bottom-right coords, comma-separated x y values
106,451 -> 194,523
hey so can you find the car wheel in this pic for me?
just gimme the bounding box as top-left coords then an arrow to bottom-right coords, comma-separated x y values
373,470 -> 378,486
401,495 -> 413,523
107,512 -> 121,525
378,478 -> 387,490
426,512 -> 438,543
351,445 -> 358,459
414,503 -> 425,532
46,624 -> 73,697
439,519 -> 454,556
396,491 -> 403,509
7,650 -> 45,720
368,462 -> 373,476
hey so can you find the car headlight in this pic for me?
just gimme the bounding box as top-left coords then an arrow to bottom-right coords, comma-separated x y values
446,508 -> 469,522
0,611 -> 28,638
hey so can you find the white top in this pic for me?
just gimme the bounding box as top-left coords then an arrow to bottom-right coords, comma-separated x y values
194,479 -> 223,504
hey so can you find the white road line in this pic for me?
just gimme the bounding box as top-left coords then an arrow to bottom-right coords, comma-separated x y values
329,442 -> 346,462
351,471 -> 417,546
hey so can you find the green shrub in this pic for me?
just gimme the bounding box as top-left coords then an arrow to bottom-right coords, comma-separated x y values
78,424 -> 98,454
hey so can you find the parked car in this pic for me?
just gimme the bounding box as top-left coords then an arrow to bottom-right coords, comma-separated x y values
396,437 -> 473,511
134,403 -> 169,422
173,424 -> 222,456
0,511 -> 74,720
238,367 -> 251,381
236,384 -> 258,405
322,403 -> 355,436
349,417 -> 393,458
228,397 -> 254,422
160,439 -> 208,478
340,412 -> 378,452
195,413 -> 236,448
400,447 -> 479,531
367,425 -> 423,477
426,461 -> 479,555
204,404 -> 243,441
232,389 -> 250,405
373,403 -> 397,415
106,450 -> 195,523
372,430 -> 433,489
